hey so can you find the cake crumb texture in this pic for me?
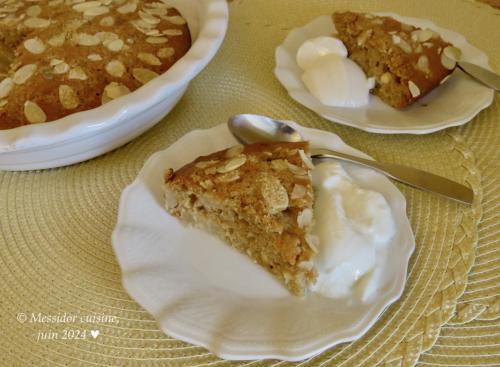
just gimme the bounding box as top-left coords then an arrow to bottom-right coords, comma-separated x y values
163,142 -> 318,296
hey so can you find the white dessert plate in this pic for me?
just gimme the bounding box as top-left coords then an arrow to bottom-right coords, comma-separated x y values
112,122 -> 415,361
0,0 -> 228,170
274,14 -> 494,134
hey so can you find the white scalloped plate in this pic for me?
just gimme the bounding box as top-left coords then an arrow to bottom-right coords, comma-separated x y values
274,14 -> 494,134
0,0 -> 228,170
112,122 -> 415,361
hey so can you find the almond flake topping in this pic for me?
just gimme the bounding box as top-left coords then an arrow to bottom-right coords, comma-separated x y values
132,19 -> 156,29
0,5 -> 20,13
105,82 -> 130,99
137,52 -> 161,66
139,10 -> 160,24
298,149 -> 314,169
163,29 -> 183,36
0,100 -> 7,108
145,7 -> 167,16
75,33 -> 101,46
49,0 -> 63,6
87,53 -> 102,61
217,155 -> 247,173
408,81 -> 421,98
102,81 -> 130,104
287,162 -> 307,176
53,62 -> 70,74
23,17 -> 50,28
96,31 -> 118,43
443,46 -> 462,61
48,33 -> 66,47
146,36 -> 167,44
145,29 -> 162,36
416,55 -> 430,74
297,208 -> 313,228
99,16 -> 114,27
195,160 -> 218,169
164,15 -> 186,25
260,176 -> 288,214
117,1 -> 137,14
157,47 -> 174,58
148,1 -> 169,8
24,101 -> 47,123
72,1 -> 102,11
26,5 -> 41,17
106,60 -> 125,77
84,6 -> 109,17
68,67 -> 88,80
58,85 -> 80,109
132,68 -> 158,84
291,184 -> 307,200
298,261 -> 314,271
397,38 -> 412,53
105,39 -> 124,52
13,64 -> 37,85
225,144 -> 244,158
305,234 -> 319,253
411,29 -> 434,43
0,78 -> 13,99
50,58 -> 63,67
441,46 -> 460,70
24,37 -> 45,54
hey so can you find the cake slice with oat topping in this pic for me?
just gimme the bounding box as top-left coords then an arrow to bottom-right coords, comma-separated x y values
163,142 -> 318,296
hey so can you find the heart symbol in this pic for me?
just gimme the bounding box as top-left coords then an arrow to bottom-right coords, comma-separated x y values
90,330 -> 100,339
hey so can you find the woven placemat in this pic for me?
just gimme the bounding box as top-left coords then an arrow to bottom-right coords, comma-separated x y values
0,0 -> 497,365
419,90 -> 500,367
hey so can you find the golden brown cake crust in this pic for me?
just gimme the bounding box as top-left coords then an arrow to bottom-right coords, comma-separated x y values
0,0 -> 191,129
333,11 -> 458,108
164,142 -> 318,296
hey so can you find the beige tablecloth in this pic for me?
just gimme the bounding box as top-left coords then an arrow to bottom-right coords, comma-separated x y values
1,0 -> 498,365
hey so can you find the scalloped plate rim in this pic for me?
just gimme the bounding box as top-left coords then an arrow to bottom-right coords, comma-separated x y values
274,13 -> 494,134
112,122 -> 415,361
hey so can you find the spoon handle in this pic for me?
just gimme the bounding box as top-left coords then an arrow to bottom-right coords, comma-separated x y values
457,62 -> 500,92
311,148 -> 473,205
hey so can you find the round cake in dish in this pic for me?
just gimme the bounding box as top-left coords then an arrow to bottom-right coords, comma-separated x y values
0,0 -> 191,130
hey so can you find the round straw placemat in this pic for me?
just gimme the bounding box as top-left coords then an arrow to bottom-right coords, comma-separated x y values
0,0 -> 497,366
419,85 -> 500,367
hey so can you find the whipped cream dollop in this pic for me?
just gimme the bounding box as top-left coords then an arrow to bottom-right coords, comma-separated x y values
310,161 -> 395,302
296,36 -> 374,108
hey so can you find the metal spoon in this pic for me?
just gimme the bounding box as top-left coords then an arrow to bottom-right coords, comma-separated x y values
228,114 -> 473,205
457,62 -> 500,92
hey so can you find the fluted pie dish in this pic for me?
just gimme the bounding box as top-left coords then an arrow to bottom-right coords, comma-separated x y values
0,0 -> 228,170
112,123 -> 415,361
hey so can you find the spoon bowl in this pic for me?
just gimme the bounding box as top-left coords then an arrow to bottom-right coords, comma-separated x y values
228,114 -> 303,144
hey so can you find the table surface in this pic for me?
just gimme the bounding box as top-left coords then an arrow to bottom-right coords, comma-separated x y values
1,0 -> 499,366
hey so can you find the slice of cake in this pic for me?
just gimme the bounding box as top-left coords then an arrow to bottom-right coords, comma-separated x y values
163,142 -> 318,296
333,11 -> 461,108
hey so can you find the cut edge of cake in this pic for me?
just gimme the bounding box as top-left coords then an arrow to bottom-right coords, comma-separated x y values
163,141 -> 319,296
